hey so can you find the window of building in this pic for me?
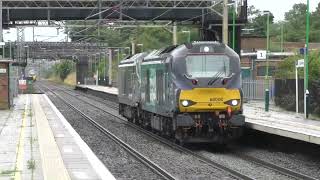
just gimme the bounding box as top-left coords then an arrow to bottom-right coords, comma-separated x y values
257,66 -> 276,76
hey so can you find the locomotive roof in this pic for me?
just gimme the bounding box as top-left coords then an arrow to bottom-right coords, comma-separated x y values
119,53 -> 147,65
119,41 -> 235,66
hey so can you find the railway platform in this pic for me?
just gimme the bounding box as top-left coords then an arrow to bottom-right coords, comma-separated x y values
244,101 -> 320,145
0,94 -> 115,180
76,84 -> 320,146
76,85 -> 118,95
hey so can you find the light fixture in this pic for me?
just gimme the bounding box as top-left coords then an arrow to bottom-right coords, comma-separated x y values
182,100 -> 189,107
231,100 -> 238,106
204,46 -> 210,52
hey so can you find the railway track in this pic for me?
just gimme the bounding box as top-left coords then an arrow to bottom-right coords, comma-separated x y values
39,82 -> 253,180
39,82 -> 319,180
37,83 -> 175,180
70,86 -> 318,180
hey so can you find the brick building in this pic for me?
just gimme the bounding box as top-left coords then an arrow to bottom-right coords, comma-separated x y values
240,36 -> 320,80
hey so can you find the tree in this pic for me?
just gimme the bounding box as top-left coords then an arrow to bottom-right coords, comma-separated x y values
275,51 -> 320,81
283,3 -> 307,42
58,60 -> 73,82
311,3 -> 320,42
243,5 -> 275,37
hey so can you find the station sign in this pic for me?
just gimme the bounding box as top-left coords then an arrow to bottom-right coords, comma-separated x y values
257,50 -> 267,60
0,42 -> 5,46
296,59 -> 304,68
0,68 -> 7,74
19,80 -> 27,90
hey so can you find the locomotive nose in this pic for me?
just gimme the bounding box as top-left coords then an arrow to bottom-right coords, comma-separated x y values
179,88 -> 241,113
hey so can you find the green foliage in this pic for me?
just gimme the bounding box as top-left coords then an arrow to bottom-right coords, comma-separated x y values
48,60 -> 74,81
244,5 -> 275,37
97,59 -> 108,79
283,3 -> 307,42
275,50 -> 320,81
245,3 -> 320,43
58,61 -> 73,81
66,20 -> 200,51
275,55 -> 303,79
27,159 -> 36,170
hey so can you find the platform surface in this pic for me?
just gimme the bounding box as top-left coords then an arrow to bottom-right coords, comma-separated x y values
77,85 -> 118,95
244,101 -> 320,145
77,85 -> 320,145
0,94 -> 115,180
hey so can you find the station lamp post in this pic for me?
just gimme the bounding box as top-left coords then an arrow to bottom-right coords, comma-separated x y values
280,23 -> 284,52
24,45 -> 29,63
114,49 -> 120,65
232,3 -> 236,50
104,51 -> 108,82
182,31 -> 191,43
227,1 -> 237,50
261,10 -> 271,112
304,0 -> 310,118
8,40 -> 12,59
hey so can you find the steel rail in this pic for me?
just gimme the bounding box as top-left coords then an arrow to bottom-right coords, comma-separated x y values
68,84 -> 319,180
233,152 -> 318,180
41,82 -> 253,180
39,84 -> 176,180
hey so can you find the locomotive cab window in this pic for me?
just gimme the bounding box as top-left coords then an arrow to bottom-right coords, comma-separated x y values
186,55 -> 230,78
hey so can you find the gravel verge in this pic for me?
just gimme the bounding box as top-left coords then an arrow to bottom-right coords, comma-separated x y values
46,91 -> 164,180
43,84 -> 237,180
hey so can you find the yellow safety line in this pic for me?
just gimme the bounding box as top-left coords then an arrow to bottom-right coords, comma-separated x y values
14,95 -> 29,180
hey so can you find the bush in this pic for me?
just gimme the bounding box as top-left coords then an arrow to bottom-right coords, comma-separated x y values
310,80 -> 320,116
275,51 -> 320,116
275,50 -> 320,81
58,61 -> 73,81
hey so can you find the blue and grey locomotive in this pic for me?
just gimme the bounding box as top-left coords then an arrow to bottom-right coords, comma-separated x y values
118,41 -> 245,144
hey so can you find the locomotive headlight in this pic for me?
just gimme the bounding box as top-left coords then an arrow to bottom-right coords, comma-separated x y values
231,100 -> 238,106
182,100 -> 189,107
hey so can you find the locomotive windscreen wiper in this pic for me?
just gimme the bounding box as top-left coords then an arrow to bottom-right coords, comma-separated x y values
208,61 -> 228,86
208,71 -> 224,86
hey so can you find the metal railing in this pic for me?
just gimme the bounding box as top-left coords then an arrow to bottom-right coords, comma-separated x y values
242,79 -> 274,101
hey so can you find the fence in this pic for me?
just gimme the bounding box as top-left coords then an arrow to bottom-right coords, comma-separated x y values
274,79 -> 320,115
242,79 -> 275,101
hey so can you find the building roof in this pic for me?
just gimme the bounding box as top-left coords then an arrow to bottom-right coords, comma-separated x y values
241,52 -> 296,57
0,59 -> 13,63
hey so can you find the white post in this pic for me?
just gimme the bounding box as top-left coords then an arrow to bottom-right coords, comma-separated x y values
304,47 -> 307,118
222,0 -> 229,44
173,21 -> 177,45
108,48 -> 113,86
96,69 -> 99,86
131,41 -> 135,55
295,66 -> 299,114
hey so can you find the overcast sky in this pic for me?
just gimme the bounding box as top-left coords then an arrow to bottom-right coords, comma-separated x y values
248,0 -> 319,21
3,0 -> 320,42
